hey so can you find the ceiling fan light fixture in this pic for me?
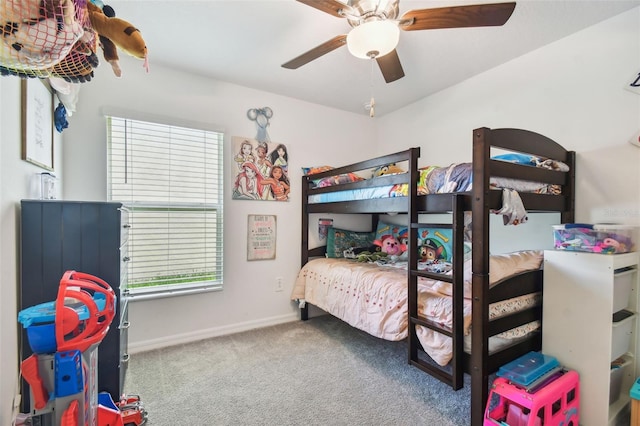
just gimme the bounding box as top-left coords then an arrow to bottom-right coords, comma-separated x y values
346,20 -> 400,59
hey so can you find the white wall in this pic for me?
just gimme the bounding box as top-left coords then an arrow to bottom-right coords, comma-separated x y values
0,78 -> 63,425
61,58 -> 377,353
377,7 -> 640,231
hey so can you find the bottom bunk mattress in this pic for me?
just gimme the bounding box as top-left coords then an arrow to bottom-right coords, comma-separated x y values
290,251 -> 543,366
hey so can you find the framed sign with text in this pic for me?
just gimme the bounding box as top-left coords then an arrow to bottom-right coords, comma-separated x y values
21,79 -> 54,170
247,214 -> 277,261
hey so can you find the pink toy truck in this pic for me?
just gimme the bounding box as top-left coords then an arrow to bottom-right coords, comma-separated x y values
484,370 -> 580,426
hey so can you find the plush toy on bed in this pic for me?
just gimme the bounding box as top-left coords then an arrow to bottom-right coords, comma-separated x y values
373,234 -> 407,262
372,163 -> 405,178
347,249 -> 388,263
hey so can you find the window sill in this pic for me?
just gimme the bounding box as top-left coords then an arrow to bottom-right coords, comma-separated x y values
127,284 -> 222,302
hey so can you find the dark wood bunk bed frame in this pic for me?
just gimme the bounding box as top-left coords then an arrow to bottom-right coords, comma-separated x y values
299,127 -> 575,425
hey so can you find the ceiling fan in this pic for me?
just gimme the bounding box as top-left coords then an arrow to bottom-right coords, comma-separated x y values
282,0 -> 516,83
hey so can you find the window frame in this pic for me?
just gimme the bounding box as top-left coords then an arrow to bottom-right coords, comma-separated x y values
106,113 -> 224,300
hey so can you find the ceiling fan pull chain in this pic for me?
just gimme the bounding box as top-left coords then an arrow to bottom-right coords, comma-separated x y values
369,56 -> 375,117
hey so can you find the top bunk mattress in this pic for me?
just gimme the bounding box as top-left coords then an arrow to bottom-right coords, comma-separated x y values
308,160 -> 567,204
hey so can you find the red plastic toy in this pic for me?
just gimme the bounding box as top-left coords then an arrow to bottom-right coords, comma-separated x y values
55,270 -> 116,353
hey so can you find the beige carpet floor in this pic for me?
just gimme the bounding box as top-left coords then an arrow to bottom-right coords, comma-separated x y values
124,315 -> 471,425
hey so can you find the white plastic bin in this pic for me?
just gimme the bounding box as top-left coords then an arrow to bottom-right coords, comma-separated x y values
613,268 -> 636,313
611,310 -> 636,362
610,357 -> 632,405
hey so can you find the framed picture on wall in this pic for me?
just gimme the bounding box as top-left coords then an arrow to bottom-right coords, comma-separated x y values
231,137 -> 290,201
21,79 -> 54,171
247,214 -> 277,261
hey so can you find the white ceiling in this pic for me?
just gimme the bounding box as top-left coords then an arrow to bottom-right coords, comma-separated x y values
108,0 -> 640,117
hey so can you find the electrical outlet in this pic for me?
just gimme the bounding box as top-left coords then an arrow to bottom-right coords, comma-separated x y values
275,277 -> 284,292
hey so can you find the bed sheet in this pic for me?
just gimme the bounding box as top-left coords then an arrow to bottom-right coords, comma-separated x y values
307,161 -> 565,204
309,185 -> 394,203
291,251 -> 543,365
415,290 -> 541,366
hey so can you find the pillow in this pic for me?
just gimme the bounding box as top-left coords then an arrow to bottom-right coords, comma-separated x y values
371,163 -> 406,178
314,172 -> 363,188
417,227 -> 453,262
301,166 -> 365,188
326,227 -> 376,258
302,165 -> 333,175
491,155 -> 569,174
375,221 -> 408,243
376,221 -> 455,262
492,153 -> 538,166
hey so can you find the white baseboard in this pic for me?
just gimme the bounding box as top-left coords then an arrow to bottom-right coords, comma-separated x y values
127,312 -> 299,354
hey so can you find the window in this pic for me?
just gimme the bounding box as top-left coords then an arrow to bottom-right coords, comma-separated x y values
107,116 -> 223,298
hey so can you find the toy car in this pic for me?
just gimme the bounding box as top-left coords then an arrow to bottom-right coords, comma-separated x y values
117,395 -> 148,426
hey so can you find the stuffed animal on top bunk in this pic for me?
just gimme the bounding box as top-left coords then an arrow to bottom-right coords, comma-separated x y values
372,163 -> 405,178
0,0 -> 148,81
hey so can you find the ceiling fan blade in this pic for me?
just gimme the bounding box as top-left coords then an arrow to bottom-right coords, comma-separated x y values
296,0 -> 356,18
400,2 -> 516,31
282,35 -> 347,69
376,49 -> 405,83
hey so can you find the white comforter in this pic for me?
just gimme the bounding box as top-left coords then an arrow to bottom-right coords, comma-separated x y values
291,251 -> 543,366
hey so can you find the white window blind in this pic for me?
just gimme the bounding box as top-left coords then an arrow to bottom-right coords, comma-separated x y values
107,116 -> 224,298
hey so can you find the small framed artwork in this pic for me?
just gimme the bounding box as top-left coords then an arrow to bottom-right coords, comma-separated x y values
247,214 -> 277,261
318,218 -> 333,241
21,79 -> 54,170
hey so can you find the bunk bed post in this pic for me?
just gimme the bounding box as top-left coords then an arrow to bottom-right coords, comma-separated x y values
408,147 -> 420,366
471,127 -> 492,426
300,174 -> 310,321
562,151 -> 576,224
451,194 -> 465,390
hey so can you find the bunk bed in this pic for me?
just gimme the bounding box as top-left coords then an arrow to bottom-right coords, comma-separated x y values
293,127 -> 575,425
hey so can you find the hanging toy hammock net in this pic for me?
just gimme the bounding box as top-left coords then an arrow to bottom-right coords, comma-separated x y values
0,0 -> 99,82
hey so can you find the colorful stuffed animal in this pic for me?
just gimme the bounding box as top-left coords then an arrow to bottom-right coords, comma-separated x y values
355,251 -> 388,263
0,0 -> 148,81
0,0 -> 83,72
374,235 -> 407,256
372,163 -> 405,178
87,1 -> 149,76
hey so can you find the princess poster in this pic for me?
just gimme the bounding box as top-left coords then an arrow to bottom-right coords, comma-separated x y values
231,137 -> 290,201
